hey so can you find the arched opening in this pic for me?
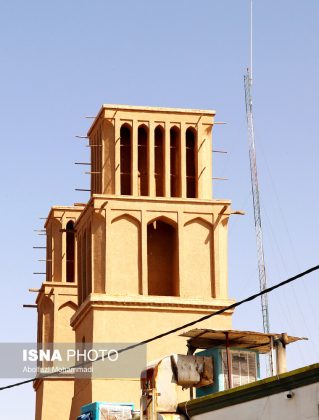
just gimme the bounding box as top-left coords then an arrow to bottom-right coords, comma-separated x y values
51,219 -> 62,282
103,120 -> 115,194
66,221 -> 75,282
46,227 -> 52,282
186,127 -> 197,198
120,124 -> 132,195
170,127 -> 180,197
138,125 -> 149,196
147,219 -> 178,296
91,126 -> 102,194
154,126 -> 164,197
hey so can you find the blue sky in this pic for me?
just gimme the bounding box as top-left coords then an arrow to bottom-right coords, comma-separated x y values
0,1 -> 319,417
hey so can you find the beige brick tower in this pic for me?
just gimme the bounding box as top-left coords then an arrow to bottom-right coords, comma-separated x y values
34,105 -> 237,419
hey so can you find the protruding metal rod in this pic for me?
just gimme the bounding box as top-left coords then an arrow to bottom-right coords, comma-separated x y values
84,172 -> 102,175
74,162 -> 91,165
212,177 -> 229,181
202,122 -> 227,126
75,135 -> 88,139
23,304 -> 37,308
75,188 -> 91,192
33,246 -> 46,249
33,272 -> 46,275
212,150 -> 228,154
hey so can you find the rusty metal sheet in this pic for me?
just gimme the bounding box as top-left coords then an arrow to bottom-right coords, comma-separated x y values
170,354 -> 213,388
180,329 -> 307,354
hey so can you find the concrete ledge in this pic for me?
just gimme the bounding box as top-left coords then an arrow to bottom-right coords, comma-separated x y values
70,294 -> 235,329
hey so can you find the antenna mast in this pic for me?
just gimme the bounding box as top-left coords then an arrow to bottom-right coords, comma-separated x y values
244,0 -> 273,375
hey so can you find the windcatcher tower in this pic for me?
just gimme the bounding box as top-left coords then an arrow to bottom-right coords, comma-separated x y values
34,105 -> 237,420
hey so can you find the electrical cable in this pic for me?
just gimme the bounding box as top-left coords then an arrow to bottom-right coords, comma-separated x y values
0,264 -> 318,392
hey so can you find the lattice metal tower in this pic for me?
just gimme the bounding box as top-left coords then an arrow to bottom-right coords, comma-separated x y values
244,69 -> 273,375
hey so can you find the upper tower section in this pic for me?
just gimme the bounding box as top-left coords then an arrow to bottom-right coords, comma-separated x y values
87,104 -> 216,199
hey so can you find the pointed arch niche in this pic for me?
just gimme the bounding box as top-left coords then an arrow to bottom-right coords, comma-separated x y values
147,218 -> 179,296
183,218 -> 214,298
41,297 -> 54,344
110,214 -> 141,295
58,301 -> 77,342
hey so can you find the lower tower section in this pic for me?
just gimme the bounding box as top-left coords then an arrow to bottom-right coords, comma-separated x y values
68,195 -> 235,417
